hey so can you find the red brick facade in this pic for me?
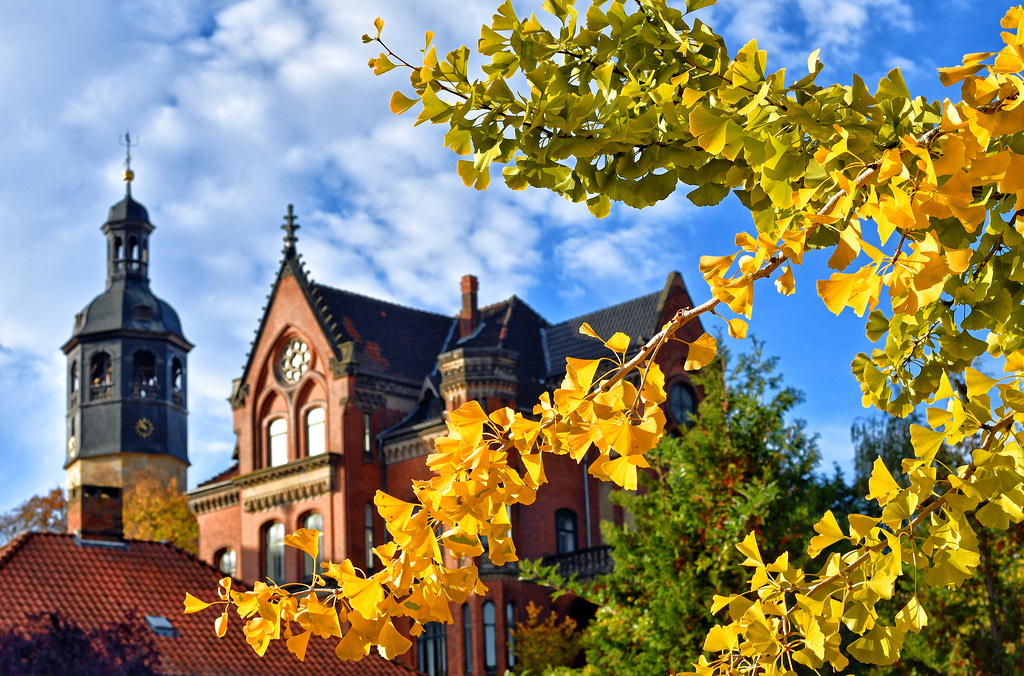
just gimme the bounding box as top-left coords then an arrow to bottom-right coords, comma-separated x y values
189,221 -> 704,675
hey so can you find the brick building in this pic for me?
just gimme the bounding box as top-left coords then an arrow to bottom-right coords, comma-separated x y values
188,206 -> 705,675
1,171 -> 413,676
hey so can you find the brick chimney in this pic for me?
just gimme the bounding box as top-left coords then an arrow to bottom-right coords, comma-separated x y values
67,484 -> 124,541
460,274 -> 480,339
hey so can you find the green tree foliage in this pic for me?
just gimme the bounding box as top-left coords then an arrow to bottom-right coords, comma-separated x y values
0,488 -> 66,547
525,343 -> 851,674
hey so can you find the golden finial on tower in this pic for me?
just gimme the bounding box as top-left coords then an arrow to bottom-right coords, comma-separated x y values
120,131 -> 136,192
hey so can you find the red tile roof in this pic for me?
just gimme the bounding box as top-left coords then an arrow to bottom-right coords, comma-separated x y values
0,532 -> 421,676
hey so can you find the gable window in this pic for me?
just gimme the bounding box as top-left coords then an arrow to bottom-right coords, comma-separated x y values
365,502 -> 375,572
263,522 -> 285,581
555,509 -> 578,554
463,604 -> 473,674
216,548 -> 236,578
131,351 -> 157,399
268,418 -> 288,467
171,358 -> 184,407
89,352 -> 112,400
417,622 -> 447,676
302,513 -> 324,583
483,601 -> 497,673
306,407 -> 326,456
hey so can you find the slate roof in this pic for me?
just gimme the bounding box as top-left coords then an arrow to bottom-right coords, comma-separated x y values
541,290 -> 663,376
0,532 -> 419,676
310,284 -> 454,384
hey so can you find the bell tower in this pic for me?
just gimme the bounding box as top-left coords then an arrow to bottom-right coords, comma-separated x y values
61,140 -> 193,538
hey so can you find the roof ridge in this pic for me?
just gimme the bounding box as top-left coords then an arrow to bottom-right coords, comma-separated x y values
312,282 -> 452,321
0,530 -> 37,568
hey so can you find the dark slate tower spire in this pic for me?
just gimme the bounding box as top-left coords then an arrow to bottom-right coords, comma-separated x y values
61,146 -> 193,539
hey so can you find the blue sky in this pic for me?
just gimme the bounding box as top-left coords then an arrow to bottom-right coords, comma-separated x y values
0,0 -> 1013,512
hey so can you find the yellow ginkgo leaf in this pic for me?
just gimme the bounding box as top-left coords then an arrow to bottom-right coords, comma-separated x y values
215,610 -> 229,638
703,625 -> 738,652
909,425 -> 946,464
377,618 -> 413,660
965,367 -> 998,400
775,265 -> 795,296
727,318 -> 748,339
283,528 -> 320,562
604,331 -> 631,354
807,510 -> 845,557
286,629 -> 312,662
578,322 -> 601,339
684,333 -> 718,371
866,457 -> 902,505
183,593 -> 213,614
736,531 -> 763,566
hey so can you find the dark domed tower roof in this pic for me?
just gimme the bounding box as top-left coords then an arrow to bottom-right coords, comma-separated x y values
106,192 -> 150,224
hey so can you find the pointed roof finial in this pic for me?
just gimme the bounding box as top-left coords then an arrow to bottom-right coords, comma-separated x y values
282,204 -> 300,255
120,131 -> 135,196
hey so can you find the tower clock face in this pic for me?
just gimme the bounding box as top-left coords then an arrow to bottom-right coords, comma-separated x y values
67,436 -> 77,458
279,339 -> 310,383
135,417 -> 155,438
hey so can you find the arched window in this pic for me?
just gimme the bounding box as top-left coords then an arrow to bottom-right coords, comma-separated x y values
131,351 -> 157,399
306,407 -> 326,456
89,352 -> 112,400
506,602 -> 516,668
483,601 -> 497,672
69,361 -> 79,405
128,236 -> 139,270
365,502 -> 375,572
268,418 -> 288,467
462,604 -> 473,674
113,236 -> 123,271
417,622 -> 447,676
555,509 -> 578,554
171,358 -> 184,407
302,513 -> 324,583
216,549 -> 236,578
263,522 -> 285,581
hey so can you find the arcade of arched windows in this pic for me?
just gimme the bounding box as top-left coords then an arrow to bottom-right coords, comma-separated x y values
252,332 -> 330,470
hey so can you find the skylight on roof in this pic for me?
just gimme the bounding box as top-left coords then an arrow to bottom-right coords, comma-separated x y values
144,615 -> 177,637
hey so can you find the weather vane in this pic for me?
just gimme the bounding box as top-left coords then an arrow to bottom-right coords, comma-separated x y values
119,131 -> 137,192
